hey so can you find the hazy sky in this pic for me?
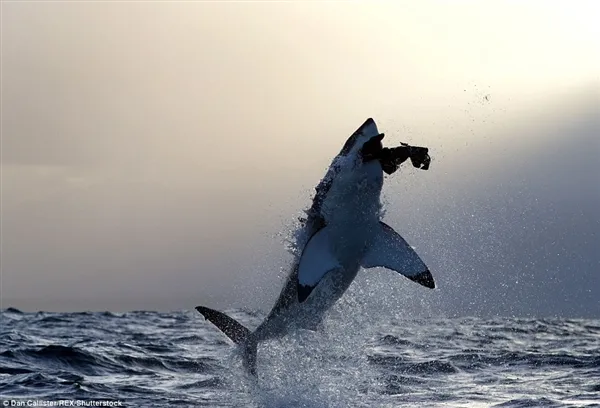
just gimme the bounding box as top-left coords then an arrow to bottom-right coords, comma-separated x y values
2,1 -> 599,316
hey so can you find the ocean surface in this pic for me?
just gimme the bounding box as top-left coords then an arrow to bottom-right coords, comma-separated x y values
1,307 -> 599,407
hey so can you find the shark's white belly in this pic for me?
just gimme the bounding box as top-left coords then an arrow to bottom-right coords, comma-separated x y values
256,161 -> 386,337
298,159 -> 384,322
320,160 -> 384,266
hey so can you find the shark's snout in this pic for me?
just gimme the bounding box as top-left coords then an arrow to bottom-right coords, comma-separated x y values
339,118 -> 382,156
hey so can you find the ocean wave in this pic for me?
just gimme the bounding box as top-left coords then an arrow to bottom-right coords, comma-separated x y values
1,309 -> 598,407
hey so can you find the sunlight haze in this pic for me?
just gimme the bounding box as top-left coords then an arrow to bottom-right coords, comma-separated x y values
2,1 -> 599,316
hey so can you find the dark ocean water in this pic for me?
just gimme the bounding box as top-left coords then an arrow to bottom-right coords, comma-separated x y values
1,307 -> 599,407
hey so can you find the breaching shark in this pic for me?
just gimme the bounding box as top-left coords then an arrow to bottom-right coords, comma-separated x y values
196,118 -> 434,376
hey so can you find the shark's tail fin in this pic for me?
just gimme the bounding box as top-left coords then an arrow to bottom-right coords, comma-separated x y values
195,306 -> 258,376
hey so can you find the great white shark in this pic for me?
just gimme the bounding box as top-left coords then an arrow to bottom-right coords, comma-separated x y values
196,118 -> 434,375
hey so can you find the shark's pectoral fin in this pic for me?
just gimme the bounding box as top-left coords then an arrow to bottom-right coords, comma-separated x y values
296,226 -> 341,303
297,283 -> 315,303
407,270 -> 435,288
362,222 -> 435,289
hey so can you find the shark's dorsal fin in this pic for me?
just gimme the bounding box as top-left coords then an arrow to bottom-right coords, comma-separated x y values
361,222 -> 435,289
296,226 -> 341,303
